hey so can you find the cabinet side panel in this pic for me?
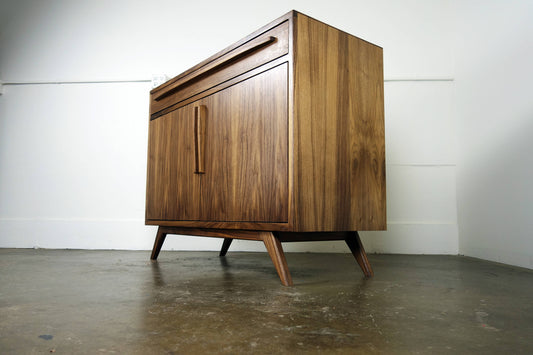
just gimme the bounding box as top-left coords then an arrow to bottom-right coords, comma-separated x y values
293,14 -> 386,231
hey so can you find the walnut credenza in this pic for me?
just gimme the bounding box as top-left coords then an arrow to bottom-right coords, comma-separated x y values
145,10 -> 386,286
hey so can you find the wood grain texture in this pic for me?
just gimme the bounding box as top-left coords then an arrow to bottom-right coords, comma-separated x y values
151,12 -> 294,95
154,227 -> 266,241
146,64 -> 288,223
145,106 -> 201,221
150,226 -> 168,260
150,57 -> 288,121
345,231 -> 374,277
293,13 -> 386,231
198,63 -> 288,223
261,232 -> 293,286
145,219 -> 291,231
145,10 -> 384,285
147,11 -> 385,231
151,21 -> 289,116
154,36 -> 277,102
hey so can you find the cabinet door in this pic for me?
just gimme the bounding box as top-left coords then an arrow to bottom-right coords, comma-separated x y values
199,64 -> 288,223
145,105 -> 201,221
146,64 -> 288,223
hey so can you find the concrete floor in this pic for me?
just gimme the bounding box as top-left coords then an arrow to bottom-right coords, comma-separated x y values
0,249 -> 532,354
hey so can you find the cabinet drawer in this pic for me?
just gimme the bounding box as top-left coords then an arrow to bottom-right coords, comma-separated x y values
150,20 -> 289,117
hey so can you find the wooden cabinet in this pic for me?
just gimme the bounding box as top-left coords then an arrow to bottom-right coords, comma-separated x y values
146,10 -> 386,286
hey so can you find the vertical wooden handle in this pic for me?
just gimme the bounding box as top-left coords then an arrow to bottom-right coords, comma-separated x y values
194,105 -> 206,174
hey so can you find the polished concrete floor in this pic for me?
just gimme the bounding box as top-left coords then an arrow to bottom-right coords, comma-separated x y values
1,249 -> 532,354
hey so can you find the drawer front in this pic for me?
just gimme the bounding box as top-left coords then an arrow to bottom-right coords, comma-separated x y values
150,20 -> 289,116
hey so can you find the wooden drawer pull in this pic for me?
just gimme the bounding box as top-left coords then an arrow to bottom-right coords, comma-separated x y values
194,105 -> 207,174
155,36 -> 277,101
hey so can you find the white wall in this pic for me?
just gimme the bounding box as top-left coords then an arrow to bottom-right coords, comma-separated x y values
0,0 -> 457,253
455,1 -> 533,269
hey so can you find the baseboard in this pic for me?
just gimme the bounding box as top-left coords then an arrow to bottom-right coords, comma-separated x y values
0,219 -> 459,254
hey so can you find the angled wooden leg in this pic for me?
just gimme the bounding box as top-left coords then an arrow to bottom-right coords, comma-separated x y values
219,238 -> 233,256
345,231 -> 374,277
262,232 -> 293,286
150,226 -> 168,260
